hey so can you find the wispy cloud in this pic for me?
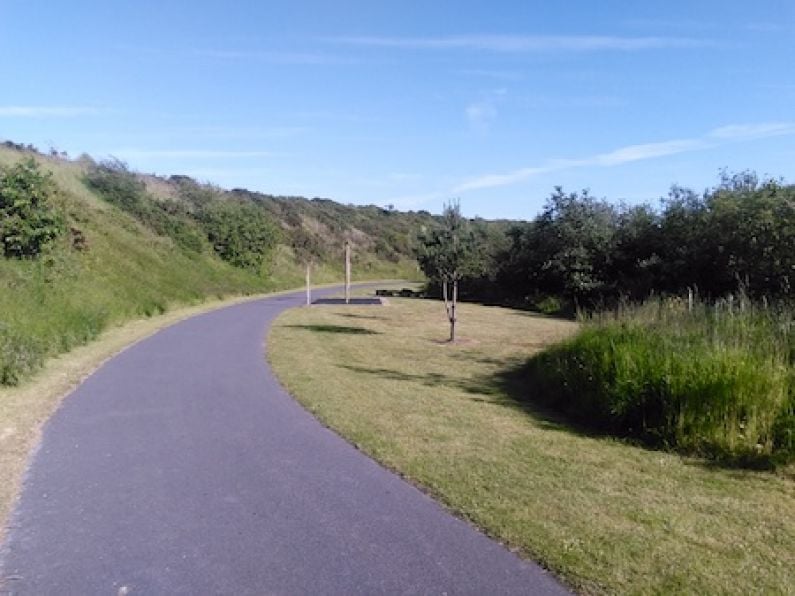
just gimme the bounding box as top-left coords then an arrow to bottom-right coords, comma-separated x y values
465,88 -> 507,134
707,122 -> 795,140
759,83 -> 795,91
516,94 -> 628,109
465,101 -> 498,133
383,122 -> 795,207
329,34 -> 712,52
745,22 -> 788,33
173,125 -> 311,140
452,122 -> 795,192
623,17 -> 785,34
191,49 -> 358,65
452,167 -> 550,193
0,106 -> 101,118
588,138 -> 707,167
111,149 -> 275,160
173,167 -> 269,180
458,69 -> 525,81
621,18 -> 723,32
115,45 -> 359,66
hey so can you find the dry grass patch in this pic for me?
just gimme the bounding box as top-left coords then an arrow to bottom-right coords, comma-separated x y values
268,297 -> 795,595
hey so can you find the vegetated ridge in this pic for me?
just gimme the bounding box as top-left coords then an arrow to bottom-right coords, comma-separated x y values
0,141 -> 432,385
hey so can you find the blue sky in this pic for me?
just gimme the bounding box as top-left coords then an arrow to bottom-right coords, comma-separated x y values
1,0 -> 793,219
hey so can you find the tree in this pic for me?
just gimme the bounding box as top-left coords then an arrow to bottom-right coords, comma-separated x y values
416,200 -> 481,342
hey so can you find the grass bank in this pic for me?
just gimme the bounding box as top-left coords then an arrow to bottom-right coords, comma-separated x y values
268,296 -> 795,594
0,146 -> 420,386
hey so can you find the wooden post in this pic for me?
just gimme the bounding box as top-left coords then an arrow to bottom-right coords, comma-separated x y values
305,262 -> 312,306
344,240 -> 351,304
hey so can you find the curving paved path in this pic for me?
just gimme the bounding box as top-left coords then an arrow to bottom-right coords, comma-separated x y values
0,288 -> 567,595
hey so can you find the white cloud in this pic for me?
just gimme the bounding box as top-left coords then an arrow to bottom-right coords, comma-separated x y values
0,106 -> 101,118
329,34 -> 711,52
465,101 -> 498,133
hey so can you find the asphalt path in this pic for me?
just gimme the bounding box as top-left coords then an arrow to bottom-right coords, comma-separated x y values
1,287 -> 567,595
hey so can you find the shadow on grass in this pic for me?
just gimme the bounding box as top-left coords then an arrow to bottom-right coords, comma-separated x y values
284,324 -> 381,335
340,359 -> 782,472
335,313 -> 387,321
419,294 -> 578,322
338,362 -> 586,437
343,350 -> 788,472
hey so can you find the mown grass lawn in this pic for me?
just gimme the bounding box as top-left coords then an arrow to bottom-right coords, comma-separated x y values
268,295 -> 795,595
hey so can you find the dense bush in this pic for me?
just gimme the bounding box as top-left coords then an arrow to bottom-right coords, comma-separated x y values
199,201 -> 280,270
0,159 -> 65,258
521,298 -> 794,467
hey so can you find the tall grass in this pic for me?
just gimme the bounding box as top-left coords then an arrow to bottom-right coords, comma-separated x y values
524,297 -> 794,467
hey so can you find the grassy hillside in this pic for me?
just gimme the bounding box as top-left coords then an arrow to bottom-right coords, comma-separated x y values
0,143 -> 423,385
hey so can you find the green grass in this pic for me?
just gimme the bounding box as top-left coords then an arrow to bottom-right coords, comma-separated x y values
523,298 -> 794,467
268,297 -> 795,594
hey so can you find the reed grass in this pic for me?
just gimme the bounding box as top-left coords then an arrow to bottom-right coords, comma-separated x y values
524,296 -> 794,466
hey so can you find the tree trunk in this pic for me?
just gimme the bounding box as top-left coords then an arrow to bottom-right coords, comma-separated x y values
305,262 -> 312,306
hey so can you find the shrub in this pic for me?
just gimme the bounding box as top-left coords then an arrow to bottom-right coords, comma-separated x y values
522,298 -> 794,467
0,159 -> 65,258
